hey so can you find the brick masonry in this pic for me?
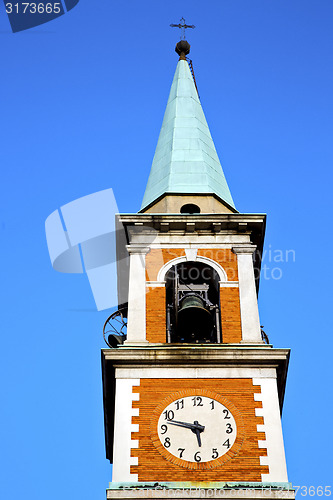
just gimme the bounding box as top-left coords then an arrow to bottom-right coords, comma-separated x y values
146,286 -> 167,343
220,287 -> 242,343
146,249 -> 186,282
197,249 -> 238,282
131,378 -> 268,482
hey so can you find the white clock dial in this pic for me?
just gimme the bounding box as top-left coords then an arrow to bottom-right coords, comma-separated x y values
157,395 -> 237,463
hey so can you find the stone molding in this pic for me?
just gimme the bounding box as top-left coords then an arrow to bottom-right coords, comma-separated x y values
232,245 -> 257,255
126,245 -> 151,255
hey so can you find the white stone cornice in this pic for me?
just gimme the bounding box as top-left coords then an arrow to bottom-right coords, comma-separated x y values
125,245 -> 150,255
103,346 -> 290,367
232,244 -> 257,255
115,367 -> 277,379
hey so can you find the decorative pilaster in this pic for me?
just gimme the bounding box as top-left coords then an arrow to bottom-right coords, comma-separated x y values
112,378 -> 140,481
125,246 -> 150,345
253,377 -> 288,482
232,245 -> 262,344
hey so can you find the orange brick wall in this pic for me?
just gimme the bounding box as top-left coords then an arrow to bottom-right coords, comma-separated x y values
197,249 -> 238,281
146,287 -> 167,343
131,378 -> 267,482
220,287 -> 242,343
146,249 -> 185,282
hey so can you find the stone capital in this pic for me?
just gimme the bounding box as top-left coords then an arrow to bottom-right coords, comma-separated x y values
126,245 -> 150,255
232,245 -> 257,255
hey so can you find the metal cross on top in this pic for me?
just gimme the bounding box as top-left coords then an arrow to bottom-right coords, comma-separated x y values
170,17 -> 195,40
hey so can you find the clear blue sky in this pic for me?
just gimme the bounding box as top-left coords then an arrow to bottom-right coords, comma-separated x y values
1,1 -> 332,499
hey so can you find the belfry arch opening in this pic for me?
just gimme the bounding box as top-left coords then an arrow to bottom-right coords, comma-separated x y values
165,261 -> 221,344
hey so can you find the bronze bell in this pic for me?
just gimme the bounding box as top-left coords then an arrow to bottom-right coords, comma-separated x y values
177,294 -> 213,343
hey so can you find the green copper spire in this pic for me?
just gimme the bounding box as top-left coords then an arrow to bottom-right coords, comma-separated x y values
141,48 -> 236,212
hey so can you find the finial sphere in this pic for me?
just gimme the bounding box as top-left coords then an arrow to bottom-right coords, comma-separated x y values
175,40 -> 190,58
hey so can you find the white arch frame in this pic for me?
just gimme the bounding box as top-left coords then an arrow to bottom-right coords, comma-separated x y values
157,255 -> 228,283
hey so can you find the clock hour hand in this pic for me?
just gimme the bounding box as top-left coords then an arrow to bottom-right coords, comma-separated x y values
167,419 -> 205,447
194,428 -> 202,447
193,421 -> 202,447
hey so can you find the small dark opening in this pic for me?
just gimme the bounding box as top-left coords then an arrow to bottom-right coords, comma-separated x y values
180,204 -> 200,214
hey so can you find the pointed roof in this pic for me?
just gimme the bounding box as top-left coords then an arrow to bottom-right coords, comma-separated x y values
140,57 -> 236,212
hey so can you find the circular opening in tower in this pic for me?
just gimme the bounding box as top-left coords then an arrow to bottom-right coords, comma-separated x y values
180,204 -> 200,214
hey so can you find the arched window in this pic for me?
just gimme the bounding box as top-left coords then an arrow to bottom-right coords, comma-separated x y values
180,203 -> 201,214
165,261 -> 221,344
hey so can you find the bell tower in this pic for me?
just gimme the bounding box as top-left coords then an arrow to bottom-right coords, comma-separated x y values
102,37 -> 295,499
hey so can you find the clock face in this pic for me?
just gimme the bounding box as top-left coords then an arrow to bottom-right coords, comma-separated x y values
156,394 -> 237,464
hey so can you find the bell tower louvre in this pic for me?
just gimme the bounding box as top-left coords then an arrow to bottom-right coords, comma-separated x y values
101,32 -> 295,500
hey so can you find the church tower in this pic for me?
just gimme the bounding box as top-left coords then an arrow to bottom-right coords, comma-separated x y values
102,37 -> 295,499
